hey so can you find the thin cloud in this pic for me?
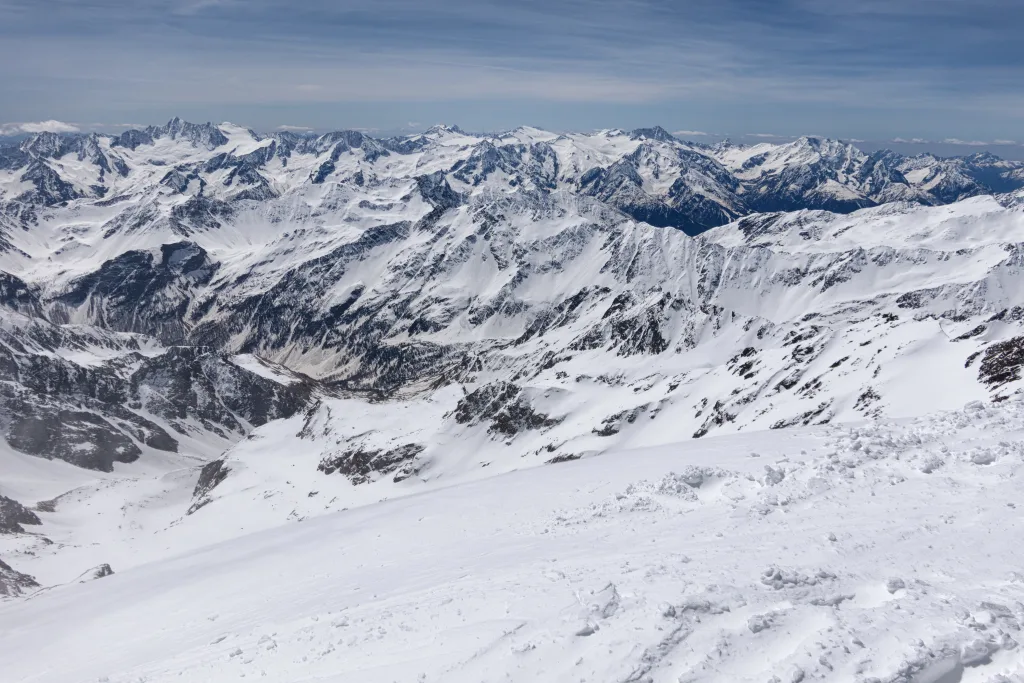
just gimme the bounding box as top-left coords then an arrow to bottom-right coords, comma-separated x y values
673,130 -> 710,137
941,138 -> 990,146
889,136 -> 1021,147
0,0 -> 1021,138
277,125 -> 314,132
0,120 -> 80,135
939,137 -> 1020,146
87,123 -> 147,130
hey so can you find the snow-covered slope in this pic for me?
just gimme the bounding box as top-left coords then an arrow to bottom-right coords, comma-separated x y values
0,121 -> 1022,500
0,123 -> 1023,495
710,136 -> 1024,212
2,119 -> 1024,681
4,398 -> 1024,681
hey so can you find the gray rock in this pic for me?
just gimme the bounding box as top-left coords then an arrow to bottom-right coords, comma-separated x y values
0,495 -> 41,533
0,558 -> 38,597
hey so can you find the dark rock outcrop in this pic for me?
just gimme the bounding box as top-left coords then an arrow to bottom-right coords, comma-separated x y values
77,563 -> 114,582
978,337 -> 1024,389
187,459 -> 230,514
6,406 -> 141,471
0,495 -> 42,533
129,347 -> 315,436
0,558 -> 38,597
452,382 -> 562,437
318,443 -> 425,484
54,242 -> 218,344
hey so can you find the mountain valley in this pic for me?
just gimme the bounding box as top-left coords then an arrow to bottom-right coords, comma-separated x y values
1,120 -> 1024,681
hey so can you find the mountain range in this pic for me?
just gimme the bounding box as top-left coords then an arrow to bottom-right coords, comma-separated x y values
0,116 -> 1022,484
3,120 -> 1023,233
2,119 -> 1024,681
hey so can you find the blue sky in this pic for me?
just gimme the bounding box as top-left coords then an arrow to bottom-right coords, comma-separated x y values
0,0 -> 1021,145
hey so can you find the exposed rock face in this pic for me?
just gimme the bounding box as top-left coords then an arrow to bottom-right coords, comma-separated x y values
0,272 -> 43,317
187,459 -> 230,514
978,337 -> 1024,389
129,347 -> 315,437
579,144 -> 743,235
452,382 -> 562,437
19,159 -> 83,205
148,117 -> 229,149
0,283 -> 319,471
0,558 -> 39,597
0,495 -> 42,533
6,406 -> 143,471
53,241 -> 218,344
318,443 -> 425,484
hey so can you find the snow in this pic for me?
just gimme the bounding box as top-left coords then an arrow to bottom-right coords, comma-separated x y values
703,196 -> 1021,253
230,353 -> 301,385
496,126 -> 562,145
3,121 -> 1024,681
217,122 -> 272,156
905,167 -> 932,184
0,169 -> 36,198
714,142 -> 782,176
812,178 -> 863,201
3,398 -> 1024,681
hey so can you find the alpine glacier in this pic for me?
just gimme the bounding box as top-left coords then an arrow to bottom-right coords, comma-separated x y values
1,119 -> 1024,682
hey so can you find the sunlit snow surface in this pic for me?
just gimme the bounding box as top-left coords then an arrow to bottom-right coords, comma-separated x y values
3,397 -> 1024,682
2,123 -> 1024,682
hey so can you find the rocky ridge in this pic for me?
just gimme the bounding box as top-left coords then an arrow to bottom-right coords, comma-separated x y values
1,121 -> 1024,596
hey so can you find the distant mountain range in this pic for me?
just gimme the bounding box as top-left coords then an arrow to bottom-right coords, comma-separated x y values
0,115 -> 1018,479
2,120 -> 1022,235
4,117 -> 1024,681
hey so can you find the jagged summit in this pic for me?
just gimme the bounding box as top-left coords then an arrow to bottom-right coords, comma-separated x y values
629,125 -> 677,142
422,123 -> 467,136
4,119 -> 1019,228
148,117 -> 229,148
2,115 -> 1024,683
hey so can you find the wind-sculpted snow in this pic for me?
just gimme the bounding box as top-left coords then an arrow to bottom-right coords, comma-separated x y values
5,398 -> 1024,680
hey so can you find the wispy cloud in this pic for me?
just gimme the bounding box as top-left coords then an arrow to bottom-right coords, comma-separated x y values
276,124 -> 314,132
940,137 -> 1020,146
942,138 -> 992,146
98,123 -> 147,130
891,136 -> 1021,146
0,0 -> 1020,139
0,120 -> 80,135
673,130 -> 710,137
